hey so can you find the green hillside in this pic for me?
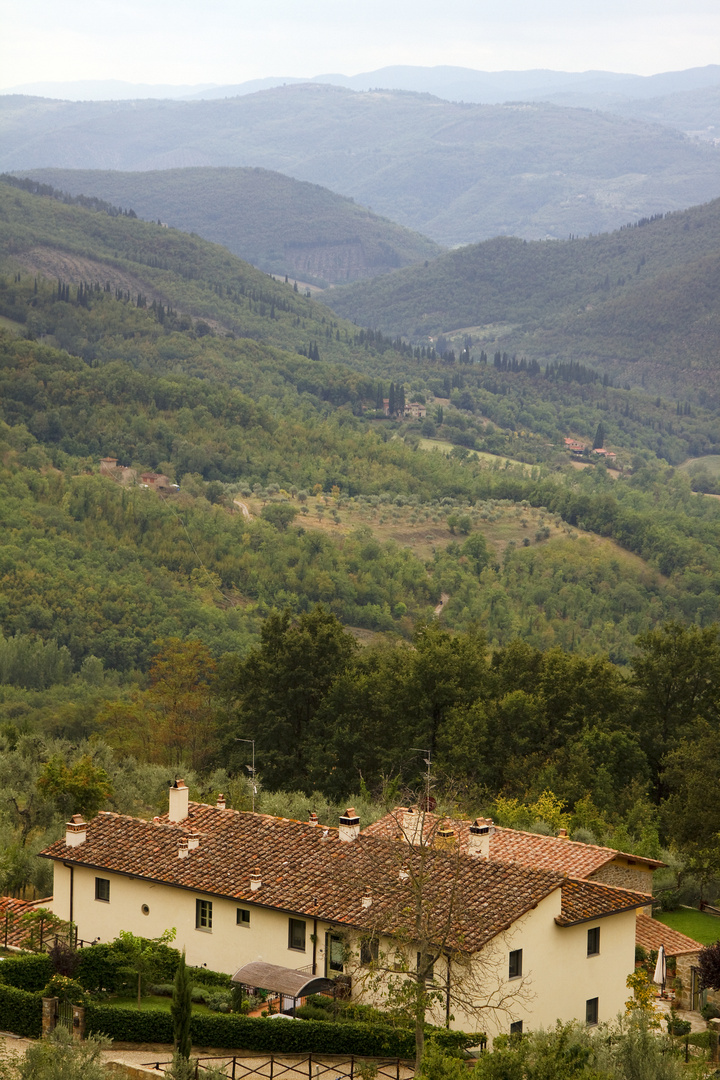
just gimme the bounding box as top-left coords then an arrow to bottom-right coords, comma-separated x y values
2,177 -> 720,674
323,196 -> 720,397
3,86 -> 720,246
15,167 -> 441,286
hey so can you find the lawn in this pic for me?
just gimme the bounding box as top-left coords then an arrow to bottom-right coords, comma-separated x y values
654,908 -> 720,946
679,455 -> 720,478
103,994 -> 213,1014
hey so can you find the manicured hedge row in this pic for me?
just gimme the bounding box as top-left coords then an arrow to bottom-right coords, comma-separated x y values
189,967 -> 233,988
85,1006 -> 474,1056
0,952 -> 52,991
0,983 -> 43,1037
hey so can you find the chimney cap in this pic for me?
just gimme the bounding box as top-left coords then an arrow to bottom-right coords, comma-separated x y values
172,778 -> 187,789
339,809 -> 360,826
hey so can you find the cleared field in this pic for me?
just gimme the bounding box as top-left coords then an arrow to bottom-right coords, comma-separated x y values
680,455 -> 720,478
0,314 -> 22,333
417,438 -> 533,473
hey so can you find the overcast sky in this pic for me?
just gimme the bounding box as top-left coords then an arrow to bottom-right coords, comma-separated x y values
2,0 -> 720,90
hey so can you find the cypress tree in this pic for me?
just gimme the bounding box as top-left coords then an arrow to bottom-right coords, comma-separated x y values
171,950 -> 192,1059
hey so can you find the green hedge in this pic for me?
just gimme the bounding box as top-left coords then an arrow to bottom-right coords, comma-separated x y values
86,1004 -> 174,1043
0,983 -> 43,1037
0,952 -> 52,991
189,966 -> 233,988
85,1006 -> 474,1055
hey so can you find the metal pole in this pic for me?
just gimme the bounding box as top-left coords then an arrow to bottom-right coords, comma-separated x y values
309,1053 -> 312,1080
270,1057 -> 274,1080
232,1058 -> 236,1080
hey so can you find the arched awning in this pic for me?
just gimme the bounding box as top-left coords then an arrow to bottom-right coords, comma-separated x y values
231,961 -> 335,998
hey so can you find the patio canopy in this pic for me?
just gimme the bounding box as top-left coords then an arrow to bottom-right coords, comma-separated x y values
231,961 -> 335,998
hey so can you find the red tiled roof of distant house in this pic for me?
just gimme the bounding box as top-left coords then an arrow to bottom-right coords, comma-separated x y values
0,896 -> 53,949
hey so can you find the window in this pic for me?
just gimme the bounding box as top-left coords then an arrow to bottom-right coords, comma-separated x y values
587,927 -> 600,956
508,949 -> 523,979
288,918 -> 306,951
95,877 -> 110,902
510,1021 -> 523,1036
361,938 -> 379,966
586,997 -> 599,1026
417,952 -> 435,981
196,898 -> 212,931
237,908 -> 250,926
328,934 -> 345,972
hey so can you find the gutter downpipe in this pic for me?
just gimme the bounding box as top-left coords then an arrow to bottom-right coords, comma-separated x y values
312,919 -> 318,975
446,954 -> 451,1028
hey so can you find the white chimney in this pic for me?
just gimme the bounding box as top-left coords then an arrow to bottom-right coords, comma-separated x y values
468,818 -> 495,859
169,779 -> 189,823
187,834 -> 200,850
250,867 -> 262,891
178,838 -> 189,859
309,811 -> 319,826
216,793 -> 226,810
361,890 -> 372,909
65,815 -> 87,847
402,808 -> 424,846
339,807 -> 360,842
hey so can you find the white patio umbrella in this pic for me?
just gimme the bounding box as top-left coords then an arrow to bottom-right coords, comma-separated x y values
653,944 -> 667,996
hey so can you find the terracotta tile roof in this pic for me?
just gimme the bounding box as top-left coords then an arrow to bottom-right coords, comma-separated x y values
0,896 -> 52,949
40,805 -> 654,954
635,914 -> 702,956
362,811 -> 664,876
556,879 -> 649,926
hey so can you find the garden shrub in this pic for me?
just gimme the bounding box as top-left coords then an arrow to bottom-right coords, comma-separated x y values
84,1006 -> 474,1056
42,974 -> 87,1004
0,983 -> 42,1037
0,952 -> 52,991
189,966 -> 233,988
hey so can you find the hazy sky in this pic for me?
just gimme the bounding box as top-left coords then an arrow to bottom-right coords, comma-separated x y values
2,0 -> 720,89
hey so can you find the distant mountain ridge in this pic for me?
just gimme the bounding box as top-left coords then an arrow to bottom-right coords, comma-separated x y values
15,167 -> 441,285
5,63 -> 719,107
3,84 -> 720,248
323,196 -> 720,392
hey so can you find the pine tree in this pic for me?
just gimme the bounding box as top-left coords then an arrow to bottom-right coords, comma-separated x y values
593,422 -> 605,450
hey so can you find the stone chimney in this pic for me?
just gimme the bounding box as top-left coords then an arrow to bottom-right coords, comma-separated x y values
309,811 -> 319,826
339,807 -> 360,842
468,818 -> 495,859
402,808 -> 424,846
250,867 -> 262,891
169,779 -> 189,823
216,793 -> 226,810
65,815 -> 87,847
436,823 -> 456,851
178,838 -> 189,859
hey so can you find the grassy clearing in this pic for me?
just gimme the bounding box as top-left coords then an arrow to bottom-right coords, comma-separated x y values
655,908 -> 720,946
680,455 -> 720,478
243,494 -> 658,576
102,994 -> 214,1014
0,315 -> 23,333
416,438 -> 533,473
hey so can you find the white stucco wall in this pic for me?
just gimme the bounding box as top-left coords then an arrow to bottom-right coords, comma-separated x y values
445,890 -> 637,1041
51,862 -> 336,976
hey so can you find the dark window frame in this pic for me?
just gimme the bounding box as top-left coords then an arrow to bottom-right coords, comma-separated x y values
196,898 -> 213,931
288,918 -> 306,951
508,949 -> 523,979
510,1020 -> 523,1036
586,997 -> 599,1026
237,907 -> 250,926
587,926 -> 600,956
95,877 -> 110,902
328,933 -> 345,973
360,938 -> 379,966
